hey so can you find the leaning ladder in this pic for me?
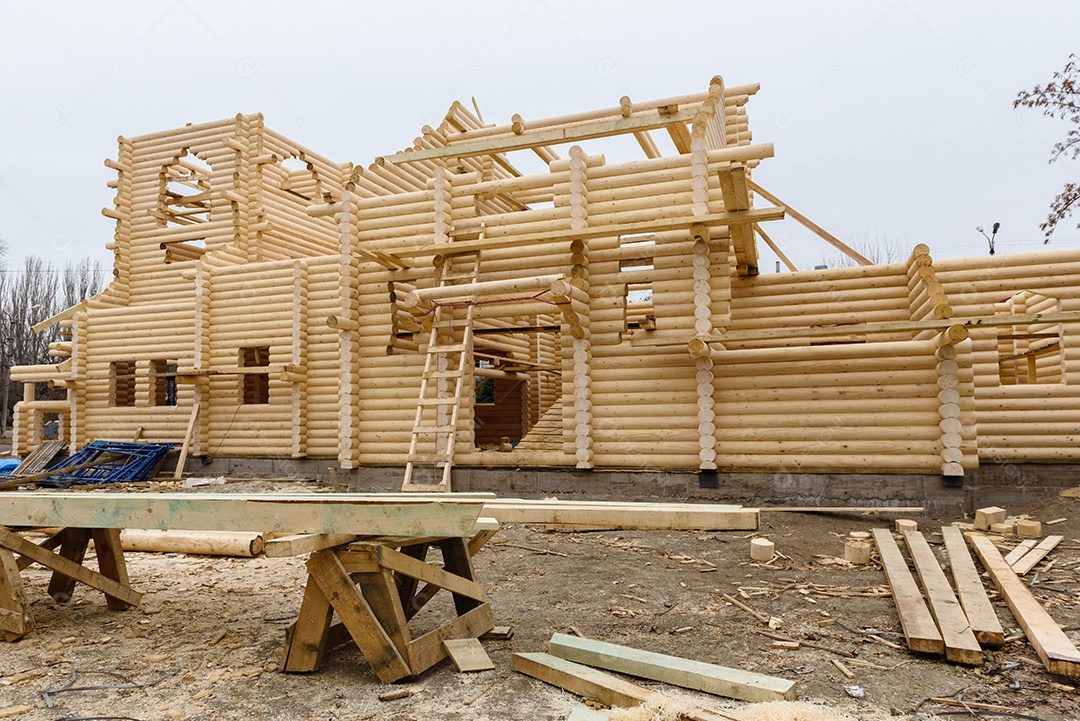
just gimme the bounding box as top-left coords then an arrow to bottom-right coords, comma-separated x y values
402,251 -> 481,492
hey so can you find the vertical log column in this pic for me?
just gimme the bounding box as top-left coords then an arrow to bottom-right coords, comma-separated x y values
1061,297 -> 1080,384
230,113 -> 259,264
290,260 -> 309,458
936,324 -> 970,477
108,139 -> 135,303
192,264 -> 212,457
688,225 -> 717,471
336,190 -> 362,469
566,146 -> 593,468
431,166 -> 453,459
70,309 -> 88,450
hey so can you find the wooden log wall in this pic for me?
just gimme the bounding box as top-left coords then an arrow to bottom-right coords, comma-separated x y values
14,77 -> 1080,478
932,247 -> 1080,463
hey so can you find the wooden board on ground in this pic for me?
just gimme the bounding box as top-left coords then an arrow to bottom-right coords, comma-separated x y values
940,526 -> 1004,647
968,533 -> 1080,678
1004,539 -> 1039,566
482,500 -> 757,531
442,638 -> 494,672
0,492 -> 484,538
513,652 -> 649,708
547,632 -> 797,702
902,530 -> 982,664
871,528 -> 944,654
1011,535 -> 1063,576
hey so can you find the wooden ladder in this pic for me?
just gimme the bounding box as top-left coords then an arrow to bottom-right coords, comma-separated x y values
402,251 -> 481,492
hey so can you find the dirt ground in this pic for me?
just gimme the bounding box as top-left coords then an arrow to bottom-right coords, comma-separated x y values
1,484 -> 1079,721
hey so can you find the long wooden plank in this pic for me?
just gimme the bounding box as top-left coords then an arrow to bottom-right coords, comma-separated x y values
548,632 -> 796,702
871,528 -> 943,654
306,549 -> 412,683
382,107 -> 701,163
1003,539 -> 1039,566
482,502 -> 757,531
901,531 -> 982,665
513,652 -> 651,708
0,492 -> 484,537
0,528 -> 142,607
968,534 -> 1080,678
1011,535 -> 1063,576
394,206 -> 784,259
940,525 -> 1004,647
442,638 -> 495,672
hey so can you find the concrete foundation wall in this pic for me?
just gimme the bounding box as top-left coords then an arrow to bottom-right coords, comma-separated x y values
173,456 -> 1076,516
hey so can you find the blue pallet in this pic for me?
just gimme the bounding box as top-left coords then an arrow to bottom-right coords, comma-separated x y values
37,441 -> 175,488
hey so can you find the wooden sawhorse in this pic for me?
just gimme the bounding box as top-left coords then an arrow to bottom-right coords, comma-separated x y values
0,526 -> 141,641
280,521 -> 498,682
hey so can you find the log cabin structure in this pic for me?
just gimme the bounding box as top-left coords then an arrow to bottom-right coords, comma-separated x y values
11,75 -> 1080,491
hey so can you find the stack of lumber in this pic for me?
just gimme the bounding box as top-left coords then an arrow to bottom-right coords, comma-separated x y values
873,526 -> 1080,678
515,632 -> 796,720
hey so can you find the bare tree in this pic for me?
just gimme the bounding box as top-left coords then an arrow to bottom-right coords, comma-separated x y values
0,256 -> 105,436
1015,54 -> 1080,242
819,230 -> 909,269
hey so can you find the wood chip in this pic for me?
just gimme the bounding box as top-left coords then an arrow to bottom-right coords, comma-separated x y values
378,685 -> 424,702
831,658 -> 855,679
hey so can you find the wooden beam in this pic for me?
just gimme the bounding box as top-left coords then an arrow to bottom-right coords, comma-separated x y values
393,206 -> 785,259
1003,539 -> 1039,566
968,533 -> 1080,678
0,528 -> 142,608
0,492 -> 485,537
381,108 -> 701,164
481,500 -> 757,531
754,224 -> 798,272
1011,535 -> 1063,576
307,549 -> 412,683
281,572 -> 335,672
902,531 -> 982,665
357,543 -> 488,603
0,547 -> 33,640
514,652 -> 650,708
264,533 -> 359,558
513,652 -> 734,721
746,180 -> 872,265
634,311 -> 1080,347
172,401 -> 200,480
871,528 -> 944,654
547,632 -> 796,702
442,638 -> 495,672
405,602 -> 494,675
940,526 -> 1004,647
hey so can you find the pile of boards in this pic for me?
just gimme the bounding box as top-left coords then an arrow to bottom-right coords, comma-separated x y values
515,632 -> 796,721
873,525 -> 1080,677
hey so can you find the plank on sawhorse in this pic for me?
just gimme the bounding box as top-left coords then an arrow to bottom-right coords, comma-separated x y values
871,528 -> 944,654
547,632 -> 796,702
902,530 -> 982,665
442,638 -> 494,672
940,525 -> 1004,647
968,534 -> 1080,678
1011,535 -> 1063,576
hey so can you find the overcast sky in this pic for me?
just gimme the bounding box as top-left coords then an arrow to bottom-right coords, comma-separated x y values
1,1 -> 1077,275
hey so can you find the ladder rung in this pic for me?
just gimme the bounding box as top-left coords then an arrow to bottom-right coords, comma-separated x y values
439,273 -> 477,281
417,398 -> 458,406
427,344 -> 468,353
427,371 -> 464,379
413,425 -> 456,434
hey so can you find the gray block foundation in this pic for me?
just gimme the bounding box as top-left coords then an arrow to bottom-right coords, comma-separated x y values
172,455 -> 1077,516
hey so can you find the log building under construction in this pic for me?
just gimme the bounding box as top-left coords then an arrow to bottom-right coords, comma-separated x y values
11,76 -> 1080,492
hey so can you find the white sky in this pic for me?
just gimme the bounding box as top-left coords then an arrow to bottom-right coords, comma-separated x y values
1,1 -> 1077,275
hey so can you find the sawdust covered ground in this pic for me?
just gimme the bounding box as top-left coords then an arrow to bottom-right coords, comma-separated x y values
1,485 -> 1079,721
